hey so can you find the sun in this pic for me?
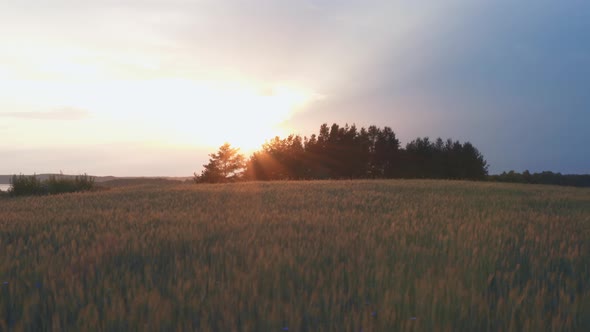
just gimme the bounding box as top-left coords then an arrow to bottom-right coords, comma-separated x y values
223,85 -> 313,151
3,48 -> 319,153
154,80 -> 319,153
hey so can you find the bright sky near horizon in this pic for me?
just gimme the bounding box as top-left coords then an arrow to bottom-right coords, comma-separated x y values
1,0 -> 589,176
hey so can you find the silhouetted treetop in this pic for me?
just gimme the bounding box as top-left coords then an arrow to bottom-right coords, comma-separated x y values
195,143 -> 245,183
240,123 -> 489,182
194,123 -> 588,187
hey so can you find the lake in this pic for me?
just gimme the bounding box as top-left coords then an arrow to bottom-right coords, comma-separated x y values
0,184 -> 11,192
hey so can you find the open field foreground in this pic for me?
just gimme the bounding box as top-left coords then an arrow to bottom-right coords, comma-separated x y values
1,180 -> 589,331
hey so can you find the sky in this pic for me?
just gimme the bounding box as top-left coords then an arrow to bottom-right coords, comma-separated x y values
1,0 -> 589,176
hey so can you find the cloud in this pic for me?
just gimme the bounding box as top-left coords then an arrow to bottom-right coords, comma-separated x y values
0,107 -> 91,120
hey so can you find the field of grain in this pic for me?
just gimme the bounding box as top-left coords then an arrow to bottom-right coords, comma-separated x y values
1,180 -> 589,331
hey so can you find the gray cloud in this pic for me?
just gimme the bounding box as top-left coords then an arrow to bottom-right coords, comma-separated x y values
0,107 -> 91,120
289,0 -> 590,174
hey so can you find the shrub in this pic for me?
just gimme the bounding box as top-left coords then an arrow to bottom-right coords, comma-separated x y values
9,174 -> 95,196
9,174 -> 46,196
73,174 -> 95,191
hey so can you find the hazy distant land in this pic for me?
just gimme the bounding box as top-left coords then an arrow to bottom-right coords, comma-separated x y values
0,174 -> 191,185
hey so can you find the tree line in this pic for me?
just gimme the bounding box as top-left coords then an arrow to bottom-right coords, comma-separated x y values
194,123 -> 489,183
489,170 -> 590,187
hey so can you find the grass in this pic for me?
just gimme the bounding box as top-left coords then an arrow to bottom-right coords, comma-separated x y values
1,180 -> 589,331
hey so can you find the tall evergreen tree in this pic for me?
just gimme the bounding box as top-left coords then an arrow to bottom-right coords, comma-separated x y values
195,143 -> 245,183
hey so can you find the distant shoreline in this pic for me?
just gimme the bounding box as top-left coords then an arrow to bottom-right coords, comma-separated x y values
0,174 -> 191,185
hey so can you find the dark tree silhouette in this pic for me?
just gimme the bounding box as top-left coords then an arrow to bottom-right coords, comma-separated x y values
489,170 -> 590,187
244,135 -> 305,180
195,143 -> 245,183
195,122 -> 589,187
375,127 -> 401,177
403,137 -> 488,179
202,123 -> 491,183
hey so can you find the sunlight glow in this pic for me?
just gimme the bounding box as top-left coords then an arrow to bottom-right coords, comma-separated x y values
0,40 -> 322,153
163,81 -> 319,152
0,54 -> 320,152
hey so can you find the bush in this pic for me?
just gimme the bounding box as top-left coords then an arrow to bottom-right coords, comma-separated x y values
73,174 -> 95,191
9,174 -> 46,196
9,174 -> 95,197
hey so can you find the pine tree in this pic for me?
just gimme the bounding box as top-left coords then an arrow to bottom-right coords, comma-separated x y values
194,143 -> 245,183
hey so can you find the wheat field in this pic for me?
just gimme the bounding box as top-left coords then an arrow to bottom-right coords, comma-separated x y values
1,180 -> 589,331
